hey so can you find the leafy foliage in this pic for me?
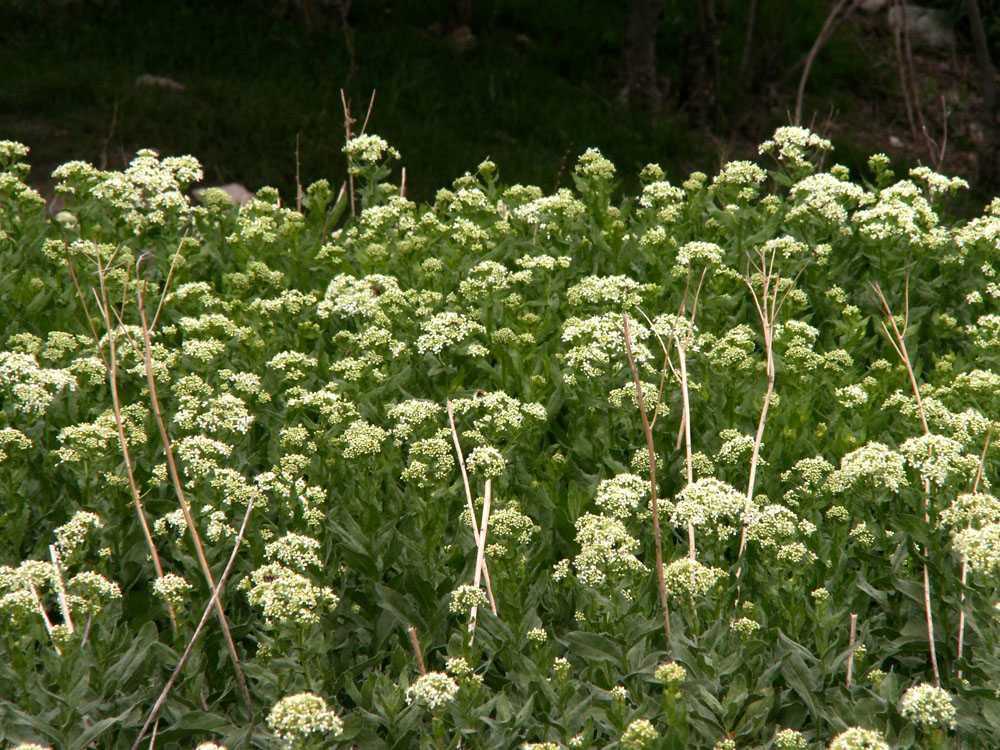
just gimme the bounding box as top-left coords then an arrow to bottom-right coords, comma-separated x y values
1,128 -> 1000,749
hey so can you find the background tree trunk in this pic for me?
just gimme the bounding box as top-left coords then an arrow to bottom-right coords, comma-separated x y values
622,0 -> 668,111
964,0 -> 999,191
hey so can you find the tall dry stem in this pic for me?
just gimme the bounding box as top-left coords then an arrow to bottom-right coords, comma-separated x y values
871,281 -> 940,686
623,314 -> 670,642
958,425 -> 992,680
136,257 -> 254,714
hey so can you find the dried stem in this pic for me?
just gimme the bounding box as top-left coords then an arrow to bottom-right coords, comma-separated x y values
958,424 -> 993,680
131,496 -> 255,750
407,624 -> 427,675
846,613 -> 858,687
870,281 -> 941,686
469,478 -> 493,641
446,399 -> 498,616
73,252 -> 178,629
29,583 -> 61,655
49,545 -> 74,635
340,89 -> 357,217
623,314 -> 670,642
136,260 -> 254,715
892,0 -> 919,142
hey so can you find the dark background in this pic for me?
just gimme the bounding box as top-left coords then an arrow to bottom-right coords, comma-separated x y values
2,0 -> 998,209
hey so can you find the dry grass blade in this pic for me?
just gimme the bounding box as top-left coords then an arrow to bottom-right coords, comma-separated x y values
846,613 -> 858,687
130,496 -> 255,750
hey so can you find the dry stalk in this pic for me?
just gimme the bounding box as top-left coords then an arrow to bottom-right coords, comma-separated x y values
958,424 -> 992,680
623,314 -> 670,641
135,259 -> 254,715
870,281 -> 941,686
407,624 -> 428,675
340,89 -> 357,217
131,496 -> 255,750
70,250 -> 178,629
892,0 -> 918,142
28,582 -> 61,655
445,399 -> 498,616
49,544 -> 74,635
846,612 -> 858,687
469,478 -> 493,641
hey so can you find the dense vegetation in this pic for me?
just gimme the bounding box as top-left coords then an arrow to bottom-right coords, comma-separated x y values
2,127 -> 1000,748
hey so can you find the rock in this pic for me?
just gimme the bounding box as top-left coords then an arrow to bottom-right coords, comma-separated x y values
887,4 -> 956,49
134,74 -> 186,92
193,183 -> 254,207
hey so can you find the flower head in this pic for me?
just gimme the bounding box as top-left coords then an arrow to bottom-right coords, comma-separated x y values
267,692 -> 343,745
900,682 -> 956,729
405,671 -> 459,709
828,727 -> 889,750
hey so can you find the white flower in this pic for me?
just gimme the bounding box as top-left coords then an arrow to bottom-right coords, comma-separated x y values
671,478 -> 745,530
827,442 -> 906,493
466,445 -> 506,478
900,682 -> 956,729
449,584 -> 489,614
621,718 -> 658,750
663,558 -> 725,598
405,671 -> 459,709
152,573 -> 193,608
239,564 -> 337,624
594,473 -> 646,518
775,729 -> 807,750
828,727 -> 889,750
267,692 -> 343,744
342,419 -> 388,458
265,533 -> 322,571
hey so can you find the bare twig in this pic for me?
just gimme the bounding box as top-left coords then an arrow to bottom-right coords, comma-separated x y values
623,314 -> 670,642
846,613 -> 858,687
130,496 -> 255,750
892,0 -> 919,143
296,132 -> 304,214
340,90 -> 357,217
28,583 -> 61,655
135,259 -> 254,714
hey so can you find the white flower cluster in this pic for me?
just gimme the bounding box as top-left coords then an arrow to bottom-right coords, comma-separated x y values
715,430 -> 756,466
459,260 -> 531,302
489,500 -> 539,546
899,682 -> 956,729
0,427 -> 31,461
775,728 -> 807,750
450,390 -> 546,438
670,478 -> 745,535
827,442 -> 906,493
0,350 -> 77,416
759,126 -> 832,171
512,188 -> 586,227
449,584 -> 489,615
386,399 -> 443,441
952,523 -> 1000,574
745,505 -> 800,549
466,445 -> 507,478
343,133 -> 400,168
677,241 -> 724,267
835,384 -> 868,408
515,253 -> 572,271
788,172 -> 870,226
267,692 -> 343,745
662,558 -> 725,598
621,718 -> 658,750
239,563 -> 337,625
564,513 -> 647,587
152,572 -> 193,609
575,148 -> 616,181
405,671 -> 459,709
654,661 -> 686,684
265,533 -> 322,571
652,313 -> 698,350
566,275 -> 654,308
416,312 -> 487,355
341,419 -> 388,459
939,492 -> 1000,530
401,436 -> 454,487
703,325 -> 756,370
67,571 -> 122,613
286,386 -> 358,427
594,473 -> 646,518
854,180 -> 939,245
909,166 -> 968,200
827,727 -> 889,750
318,273 -> 413,324
53,511 -> 102,558
900,433 -> 975,487
560,313 -> 652,378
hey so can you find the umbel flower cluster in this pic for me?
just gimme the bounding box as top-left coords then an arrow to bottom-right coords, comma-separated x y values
3,125 -> 1000,748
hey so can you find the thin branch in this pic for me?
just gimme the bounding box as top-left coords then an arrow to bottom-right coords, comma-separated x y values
130,496 -> 255,750
49,545 -> 74,635
407,625 -> 427,675
29,583 -> 61,655
623,314 -> 671,642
